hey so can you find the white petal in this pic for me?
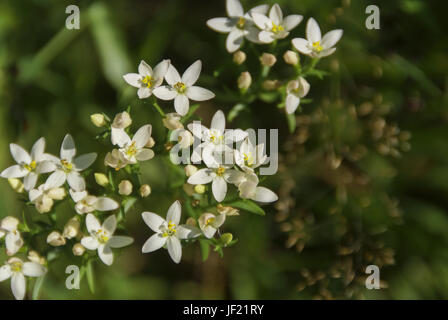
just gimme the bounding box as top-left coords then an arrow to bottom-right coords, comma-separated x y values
249,4 -> 269,15
187,168 -> 214,185
1,165 -> 28,178
137,87 -> 151,99
283,15 -> 303,31
167,236 -> 182,264
269,3 -> 283,25
86,214 -> 101,233
166,200 -> 181,225
98,244 -> 114,266
22,262 -> 46,277
81,236 -> 100,250
292,38 -> 312,55
306,17 -> 321,43
225,169 -> 246,184
31,137 -> 46,161
133,124 -> 152,148
203,225 -> 217,239
206,17 -> 233,33
111,127 -> 131,148
0,265 -> 12,282
11,272 -> 26,300
153,86 -> 177,100
138,60 -> 152,77
186,86 -> 215,101
45,170 -> 66,189
73,153 -> 97,171
259,30 -> 275,43
142,233 -> 167,253
135,149 -> 154,161
211,109 -> 226,133
102,215 -> 117,235
10,144 -> 31,164
286,94 -> 300,114
94,197 -> 119,211
67,172 -> 85,191
182,60 -> 202,86
60,134 -> 76,161
153,59 -> 171,80
123,73 -> 141,88
37,160 -> 56,174
252,12 -> 271,30
174,94 -> 189,116
29,189 -> 43,203
212,176 -> 227,202
70,189 -> 87,202
165,65 -> 182,85
319,47 -> 337,58
177,225 -> 201,240
224,128 -> 247,142
142,212 -> 166,233
5,232 -> 23,256
252,186 -> 278,203
108,236 -> 133,248
226,29 -> 244,53
226,0 -> 244,17
321,29 -> 343,49
23,172 -> 38,191
245,25 -> 262,43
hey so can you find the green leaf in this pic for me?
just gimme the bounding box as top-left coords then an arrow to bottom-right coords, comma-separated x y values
86,260 -> 95,294
122,197 -> 137,214
32,275 -> 45,300
228,103 -> 247,122
287,113 -> 296,133
227,199 -> 265,216
199,239 -> 210,262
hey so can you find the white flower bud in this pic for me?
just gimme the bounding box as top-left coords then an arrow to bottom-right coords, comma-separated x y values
47,188 -> 66,200
287,76 -> 310,98
112,111 -> 132,129
94,173 -> 109,187
47,231 -> 66,246
28,250 -> 46,265
177,130 -> 194,148
8,178 -> 24,193
186,217 -> 197,227
260,53 -> 277,67
118,180 -> 133,196
233,50 -> 246,65
184,165 -> 198,177
194,184 -> 206,194
90,113 -> 107,127
36,196 -> 54,214
1,216 -> 19,231
105,149 -> 128,171
238,72 -> 252,90
140,184 -> 151,198
283,50 -> 299,65
145,137 -> 155,148
262,80 -> 280,91
63,218 -> 80,239
72,243 -> 86,256
163,113 -> 184,130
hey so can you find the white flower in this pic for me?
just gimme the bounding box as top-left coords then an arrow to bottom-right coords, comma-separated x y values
29,182 -> 66,214
104,149 -> 129,171
0,217 -> 23,256
163,113 -> 184,130
111,125 -> 154,164
141,201 -> 200,264
123,60 -> 170,99
70,189 -> 119,215
81,214 -> 134,266
112,111 -> 132,129
172,129 -> 194,149
153,60 -> 215,116
0,257 -> 46,300
234,138 -> 268,172
233,171 -> 278,203
198,213 -> 226,239
252,3 -> 303,43
46,231 -> 66,246
285,76 -> 310,114
292,18 -> 343,58
206,0 -> 269,52
1,138 -> 56,191
45,134 -> 97,192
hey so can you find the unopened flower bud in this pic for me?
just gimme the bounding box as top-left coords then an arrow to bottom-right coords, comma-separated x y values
238,72 -> 252,90
186,217 -> 197,227
47,231 -> 66,246
221,233 -> 233,246
36,197 -> 54,214
140,184 -> 151,198
28,250 -> 46,265
48,187 -> 66,200
177,130 -> 194,148
163,113 -> 184,130
145,137 -> 155,148
8,178 -> 24,193
184,165 -> 198,177
233,50 -> 246,65
283,50 -> 299,65
194,184 -> 206,194
112,111 -> 132,129
90,113 -> 107,127
262,80 -> 280,91
1,216 -> 19,231
63,218 -> 80,239
260,53 -> 277,67
118,180 -> 133,196
94,173 -> 109,187
72,243 -> 86,256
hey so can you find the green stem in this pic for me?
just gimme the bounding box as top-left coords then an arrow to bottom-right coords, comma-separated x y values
153,101 -> 165,117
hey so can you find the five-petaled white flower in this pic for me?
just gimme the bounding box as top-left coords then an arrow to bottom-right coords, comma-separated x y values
285,76 -> 310,114
234,138 -> 268,172
252,3 -> 303,43
0,257 -> 46,300
141,201 -> 200,264
70,189 -> 119,215
198,213 -> 226,239
111,124 -> 154,164
233,171 -> 278,203
81,214 -> 134,266
1,138 -> 56,191
123,60 -> 170,99
292,17 -> 343,58
153,60 -> 215,116
45,134 -> 97,192
206,0 -> 269,52
0,217 -> 23,256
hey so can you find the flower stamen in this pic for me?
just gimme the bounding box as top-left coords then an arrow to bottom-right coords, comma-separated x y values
174,82 -> 187,94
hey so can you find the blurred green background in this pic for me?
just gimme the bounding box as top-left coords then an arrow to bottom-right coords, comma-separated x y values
0,0 -> 447,299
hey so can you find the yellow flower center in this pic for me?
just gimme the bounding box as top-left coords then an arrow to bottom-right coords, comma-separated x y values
126,142 -> 138,157
96,229 -> 109,244
141,75 -> 154,88
243,152 -> 254,166
206,217 -> 215,226
61,159 -> 73,173
174,82 -> 187,94
237,17 -> 246,29
216,166 -> 226,176
312,41 -> 323,52
162,220 -> 177,237
24,160 -> 37,172
10,261 -> 22,273
271,23 -> 284,34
